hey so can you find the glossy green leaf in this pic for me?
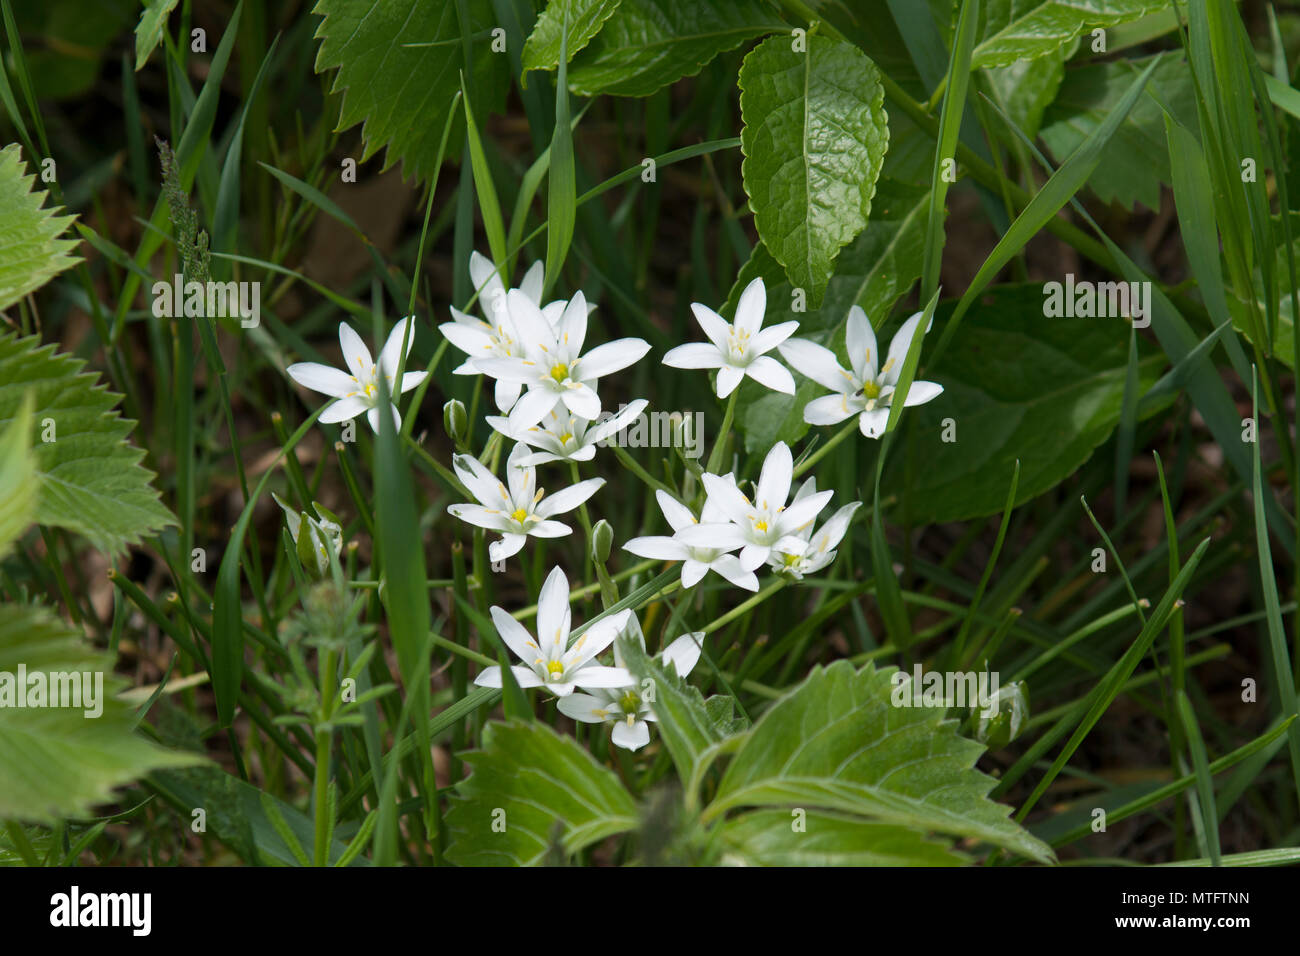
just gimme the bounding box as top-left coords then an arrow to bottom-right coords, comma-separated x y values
887,284 -> 1163,524
565,0 -> 783,97
739,34 -> 890,307
521,0 -> 622,74
972,0 -> 1163,69
312,0 -> 505,179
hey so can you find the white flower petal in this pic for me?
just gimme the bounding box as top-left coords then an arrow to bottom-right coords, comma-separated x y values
715,365 -> 744,398
611,718 -> 651,751
903,380 -> 944,407
804,393 -> 857,426
755,441 -> 793,512
733,276 -> 766,336
318,395 -> 368,424
846,305 -> 879,381
338,323 -> 374,379
663,342 -> 725,370
287,362 -> 355,398
744,355 -> 795,395
779,338 -> 851,393
575,338 -> 650,380
623,535 -> 688,561
536,477 -> 605,518
379,316 -> 418,380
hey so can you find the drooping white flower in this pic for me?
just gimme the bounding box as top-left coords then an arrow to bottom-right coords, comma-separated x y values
475,566 -> 633,697
438,252 -> 570,413
778,306 -> 943,439
485,399 -> 648,466
271,492 -> 343,575
557,615 -> 703,750
767,478 -> 861,579
623,488 -> 759,591
679,441 -> 833,572
286,318 -> 427,433
662,277 -> 798,398
447,442 -> 604,563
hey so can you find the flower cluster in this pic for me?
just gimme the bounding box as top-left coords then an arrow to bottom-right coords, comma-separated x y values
278,260 -> 942,752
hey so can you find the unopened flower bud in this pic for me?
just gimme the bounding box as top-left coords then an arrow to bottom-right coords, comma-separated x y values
591,519 -> 614,564
443,399 -> 467,444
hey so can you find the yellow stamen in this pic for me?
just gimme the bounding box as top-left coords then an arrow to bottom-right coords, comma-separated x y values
549,363 -> 569,383
511,508 -> 528,522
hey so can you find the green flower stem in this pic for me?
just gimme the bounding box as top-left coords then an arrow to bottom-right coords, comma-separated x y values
612,443 -> 675,495
313,645 -> 338,866
706,388 -> 740,476
792,419 -> 858,479
701,578 -> 788,636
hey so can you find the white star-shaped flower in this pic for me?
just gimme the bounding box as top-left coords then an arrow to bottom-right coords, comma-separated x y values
485,399 -> 648,466
623,488 -> 759,591
474,290 -> 650,432
447,442 -> 605,564
662,277 -> 798,398
767,477 -> 861,579
558,615 -> 703,750
475,566 -> 633,697
286,318 -> 427,433
679,441 -> 833,572
778,306 -> 943,439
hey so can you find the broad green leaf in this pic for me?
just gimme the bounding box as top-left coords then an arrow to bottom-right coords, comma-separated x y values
0,143 -> 80,308
0,604 -> 200,823
886,284 -> 1163,524
705,661 -> 1054,863
721,809 -> 966,866
151,766 -> 365,865
521,0 -> 622,74
312,0 -> 506,179
739,35 -> 889,307
984,50 -> 1064,145
1040,54 -> 1197,211
725,180 -> 928,452
566,0 -> 784,97
619,634 -> 723,780
445,721 -> 639,866
972,0 -> 1164,69
0,394 -> 37,558
0,331 -> 176,556
134,0 -> 179,71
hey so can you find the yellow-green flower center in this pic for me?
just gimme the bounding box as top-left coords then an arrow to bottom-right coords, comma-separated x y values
754,519 -> 768,533
861,380 -> 880,400
619,691 -> 640,714
549,363 -> 569,383
547,660 -> 565,677
511,507 -> 528,523
363,382 -> 377,398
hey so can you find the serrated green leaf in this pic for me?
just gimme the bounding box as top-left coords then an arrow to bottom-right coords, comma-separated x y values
739,35 -> 889,308
721,809 -> 967,866
705,661 -> 1054,863
0,143 -> 80,309
0,604 -> 201,823
565,0 -> 783,97
972,0 -> 1163,70
1039,54 -> 1197,211
983,50 -> 1064,145
521,0 -> 622,75
312,0 -> 506,180
0,393 -> 37,559
886,284 -> 1163,524
0,331 -> 176,556
445,721 -> 639,866
134,0 -> 179,71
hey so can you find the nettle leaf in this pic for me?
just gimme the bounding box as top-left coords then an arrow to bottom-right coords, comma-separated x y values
134,0 -> 180,71
739,35 -> 890,309
312,0 -> 506,180
0,398 -> 37,559
522,0 -> 623,75
885,284 -> 1163,524
972,0 -> 1163,70
721,809 -> 967,866
726,179 -> 927,452
984,50 -> 1065,145
0,331 -> 176,556
0,604 -> 201,823
566,0 -> 784,97
445,721 -> 639,866
1040,54 -> 1196,212
0,143 -> 81,309
706,661 -> 1054,863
